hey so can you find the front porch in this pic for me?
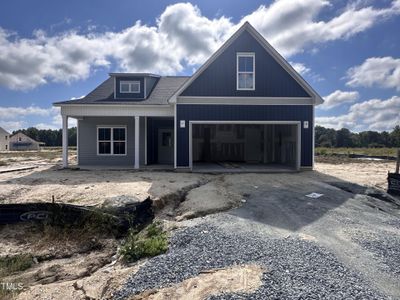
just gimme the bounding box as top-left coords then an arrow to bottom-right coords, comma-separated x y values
61,114 -> 175,169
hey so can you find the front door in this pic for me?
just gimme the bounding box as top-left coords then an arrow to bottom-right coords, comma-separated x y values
158,129 -> 174,164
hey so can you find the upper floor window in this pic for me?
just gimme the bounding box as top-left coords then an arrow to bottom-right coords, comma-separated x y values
237,53 -> 255,90
120,81 -> 140,93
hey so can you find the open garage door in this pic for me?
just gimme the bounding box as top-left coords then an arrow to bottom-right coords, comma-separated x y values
190,122 -> 300,171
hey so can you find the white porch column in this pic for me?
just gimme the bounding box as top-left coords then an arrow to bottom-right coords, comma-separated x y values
62,115 -> 69,168
134,116 -> 140,169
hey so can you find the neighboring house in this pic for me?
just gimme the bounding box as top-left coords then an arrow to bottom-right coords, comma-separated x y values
0,127 -> 10,151
9,132 -> 44,151
54,22 -> 323,171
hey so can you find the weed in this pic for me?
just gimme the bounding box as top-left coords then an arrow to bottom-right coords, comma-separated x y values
120,221 -> 168,263
0,254 -> 33,277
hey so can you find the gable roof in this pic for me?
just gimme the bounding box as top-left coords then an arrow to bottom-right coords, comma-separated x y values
0,127 -> 10,136
11,132 -> 41,144
170,22 -> 323,105
54,76 -> 189,106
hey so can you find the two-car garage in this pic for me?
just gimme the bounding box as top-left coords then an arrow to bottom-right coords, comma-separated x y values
189,121 -> 301,171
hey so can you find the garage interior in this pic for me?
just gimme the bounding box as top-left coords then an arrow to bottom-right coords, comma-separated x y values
192,123 -> 299,171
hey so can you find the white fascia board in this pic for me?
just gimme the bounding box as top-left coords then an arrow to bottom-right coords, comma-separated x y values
60,104 -> 174,117
245,25 -> 324,105
177,96 -> 314,105
169,23 -> 250,104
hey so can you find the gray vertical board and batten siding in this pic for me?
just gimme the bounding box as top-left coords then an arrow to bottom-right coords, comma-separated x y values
78,117 -> 136,166
176,104 -> 313,167
180,30 -> 310,98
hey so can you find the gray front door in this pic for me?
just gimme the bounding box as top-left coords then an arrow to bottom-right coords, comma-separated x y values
158,129 -> 174,164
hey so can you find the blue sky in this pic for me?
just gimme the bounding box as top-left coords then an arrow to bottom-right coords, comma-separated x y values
0,0 -> 399,132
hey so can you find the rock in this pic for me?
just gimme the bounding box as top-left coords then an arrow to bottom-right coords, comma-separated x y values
101,195 -> 142,210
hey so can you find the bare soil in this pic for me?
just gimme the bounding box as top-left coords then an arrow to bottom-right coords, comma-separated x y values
129,264 -> 263,300
315,156 -> 396,190
0,149 -> 397,299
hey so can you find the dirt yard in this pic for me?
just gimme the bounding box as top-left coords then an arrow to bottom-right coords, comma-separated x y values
315,156 -> 397,190
0,149 -> 399,299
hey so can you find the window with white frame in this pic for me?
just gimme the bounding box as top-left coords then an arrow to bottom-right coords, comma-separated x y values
237,53 -> 255,90
98,127 -> 126,155
120,81 -> 140,93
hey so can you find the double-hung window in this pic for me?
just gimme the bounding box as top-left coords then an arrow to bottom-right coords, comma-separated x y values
98,126 -> 126,155
237,53 -> 255,90
120,81 -> 140,93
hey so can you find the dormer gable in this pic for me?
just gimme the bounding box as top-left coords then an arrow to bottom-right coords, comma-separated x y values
110,73 -> 160,100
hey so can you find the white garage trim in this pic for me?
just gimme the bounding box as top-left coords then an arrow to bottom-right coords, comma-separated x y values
188,120 -> 301,171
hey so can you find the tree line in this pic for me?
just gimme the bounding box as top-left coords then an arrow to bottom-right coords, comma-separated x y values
13,127 -> 77,147
316,125 -> 400,148
13,124 -> 400,148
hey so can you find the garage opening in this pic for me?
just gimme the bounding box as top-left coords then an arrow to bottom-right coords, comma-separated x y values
191,123 -> 299,171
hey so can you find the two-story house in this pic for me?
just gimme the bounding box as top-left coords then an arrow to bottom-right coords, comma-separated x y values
54,22 -> 323,171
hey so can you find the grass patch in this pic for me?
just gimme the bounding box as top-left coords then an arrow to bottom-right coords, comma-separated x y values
316,147 -> 398,157
120,222 -> 168,263
0,254 -> 33,277
36,207 -> 123,242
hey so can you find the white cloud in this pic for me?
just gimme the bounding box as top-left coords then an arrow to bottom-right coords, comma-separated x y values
243,0 -> 400,56
321,90 -> 359,110
0,120 -> 26,132
0,106 -> 57,120
291,62 -> 310,75
346,56 -> 400,90
316,95 -> 400,131
0,105 -> 76,132
0,1 -> 399,90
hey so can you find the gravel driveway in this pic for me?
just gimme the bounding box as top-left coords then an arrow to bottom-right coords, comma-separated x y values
115,172 -> 400,299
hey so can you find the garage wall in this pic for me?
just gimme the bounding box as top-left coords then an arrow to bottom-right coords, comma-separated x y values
176,104 -> 313,168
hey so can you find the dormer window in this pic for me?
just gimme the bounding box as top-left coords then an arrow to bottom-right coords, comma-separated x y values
237,53 -> 255,90
120,81 -> 140,93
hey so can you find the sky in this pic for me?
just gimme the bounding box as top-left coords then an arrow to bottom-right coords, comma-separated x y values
0,0 -> 399,133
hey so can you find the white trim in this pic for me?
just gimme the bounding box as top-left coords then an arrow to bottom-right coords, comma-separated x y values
170,22 -> 323,105
144,116 -> 147,165
96,126 -> 127,156
59,105 -> 174,117
236,52 -> 255,91
188,120 -> 301,171
120,81 -> 140,94
177,97 -> 314,105
312,105 -> 315,169
62,115 -> 69,168
174,103 -> 177,169
134,116 -> 140,169
77,119 -> 79,165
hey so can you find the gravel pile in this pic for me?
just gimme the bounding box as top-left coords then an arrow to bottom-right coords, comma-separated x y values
114,222 -> 386,299
352,229 -> 400,276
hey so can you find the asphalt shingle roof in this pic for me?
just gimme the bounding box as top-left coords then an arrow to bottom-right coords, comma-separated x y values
54,76 -> 189,105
